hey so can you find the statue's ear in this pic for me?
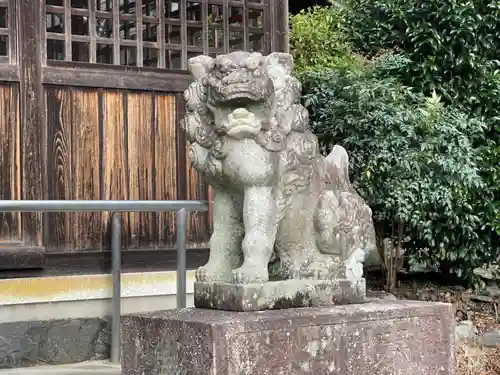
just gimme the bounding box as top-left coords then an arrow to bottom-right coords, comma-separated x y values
187,55 -> 215,80
325,145 -> 352,192
265,53 -> 294,75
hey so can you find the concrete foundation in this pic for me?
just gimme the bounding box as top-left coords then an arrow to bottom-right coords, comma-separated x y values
0,317 -> 109,369
121,300 -> 455,375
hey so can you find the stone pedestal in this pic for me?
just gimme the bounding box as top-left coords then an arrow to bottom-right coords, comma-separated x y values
121,300 -> 455,375
194,279 -> 366,311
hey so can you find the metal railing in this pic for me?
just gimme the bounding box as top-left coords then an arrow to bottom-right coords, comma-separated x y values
0,200 -> 209,364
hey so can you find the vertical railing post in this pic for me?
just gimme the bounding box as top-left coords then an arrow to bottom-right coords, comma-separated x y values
110,213 -> 122,364
176,208 -> 188,308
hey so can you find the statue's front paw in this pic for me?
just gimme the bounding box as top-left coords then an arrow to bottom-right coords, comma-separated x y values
196,263 -> 233,283
342,248 -> 366,283
232,264 -> 269,284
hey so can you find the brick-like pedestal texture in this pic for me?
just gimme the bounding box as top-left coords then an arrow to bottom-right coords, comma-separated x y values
121,300 -> 455,375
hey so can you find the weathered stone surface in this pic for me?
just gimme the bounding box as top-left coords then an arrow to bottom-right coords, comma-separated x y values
91,323 -> 111,361
121,300 -> 455,375
455,320 -> 478,341
194,279 -> 366,311
38,319 -> 102,364
480,329 -> 500,348
366,290 -> 398,301
0,318 -> 109,369
182,51 -> 376,302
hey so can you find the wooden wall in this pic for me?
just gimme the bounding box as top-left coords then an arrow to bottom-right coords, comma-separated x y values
0,83 -> 210,253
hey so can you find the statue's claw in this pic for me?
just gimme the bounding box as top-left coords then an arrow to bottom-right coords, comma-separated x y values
232,264 -> 269,284
195,262 -> 233,283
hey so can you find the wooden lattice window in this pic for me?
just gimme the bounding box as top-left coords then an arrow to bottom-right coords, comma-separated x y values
45,0 -> 265,69
0,0 -> 11,62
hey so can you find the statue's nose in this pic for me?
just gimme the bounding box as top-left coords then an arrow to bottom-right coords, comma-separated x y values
222,72 -> 240,85
245,59 -> 260,71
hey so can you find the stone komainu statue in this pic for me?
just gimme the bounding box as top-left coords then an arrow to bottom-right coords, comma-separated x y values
182,51 -> 376,286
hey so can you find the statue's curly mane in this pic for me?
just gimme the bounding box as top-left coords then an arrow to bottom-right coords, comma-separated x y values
264,54 -> 324,200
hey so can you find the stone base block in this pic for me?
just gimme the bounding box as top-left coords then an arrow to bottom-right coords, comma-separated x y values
121,300 -> 455,375
194,278 -> 366,311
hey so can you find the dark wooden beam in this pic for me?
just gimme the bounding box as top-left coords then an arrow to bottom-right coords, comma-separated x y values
43,63 -> 192,92
0,243 -> 45,270
0,64 -> 19,82
275,0 -> 289,52
262,0 -> 272,54
0,248 -> 209,278
18,0 -> 46,247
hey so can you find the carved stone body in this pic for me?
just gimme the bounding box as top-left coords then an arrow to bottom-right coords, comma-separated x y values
182,51 -> 376,286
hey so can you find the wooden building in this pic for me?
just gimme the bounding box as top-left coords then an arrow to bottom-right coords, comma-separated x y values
0,0 -> 288,276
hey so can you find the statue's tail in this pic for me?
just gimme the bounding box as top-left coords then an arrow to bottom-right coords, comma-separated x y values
324,145 -> 354,193
314,145 -> 353,256
316,144 -> 378,263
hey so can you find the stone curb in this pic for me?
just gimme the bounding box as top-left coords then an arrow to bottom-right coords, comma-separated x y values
0,361 -> 120,375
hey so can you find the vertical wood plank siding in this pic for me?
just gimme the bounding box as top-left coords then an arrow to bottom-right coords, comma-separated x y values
43,87 -> 208,252
46,88 -> 73,250
0,83 -> 20,241
127,92 -> 154,248
72,90 -> 102,250
155,95 -> 178,247
101,90 -> 129,248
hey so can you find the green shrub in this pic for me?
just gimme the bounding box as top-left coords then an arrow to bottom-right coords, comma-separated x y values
290,2 -> 499,283
301,65 -> 494,283
289,5 -> 364,73
345,0 -> 499,97
342,0 -> 500,281
344,0 -> 500,140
